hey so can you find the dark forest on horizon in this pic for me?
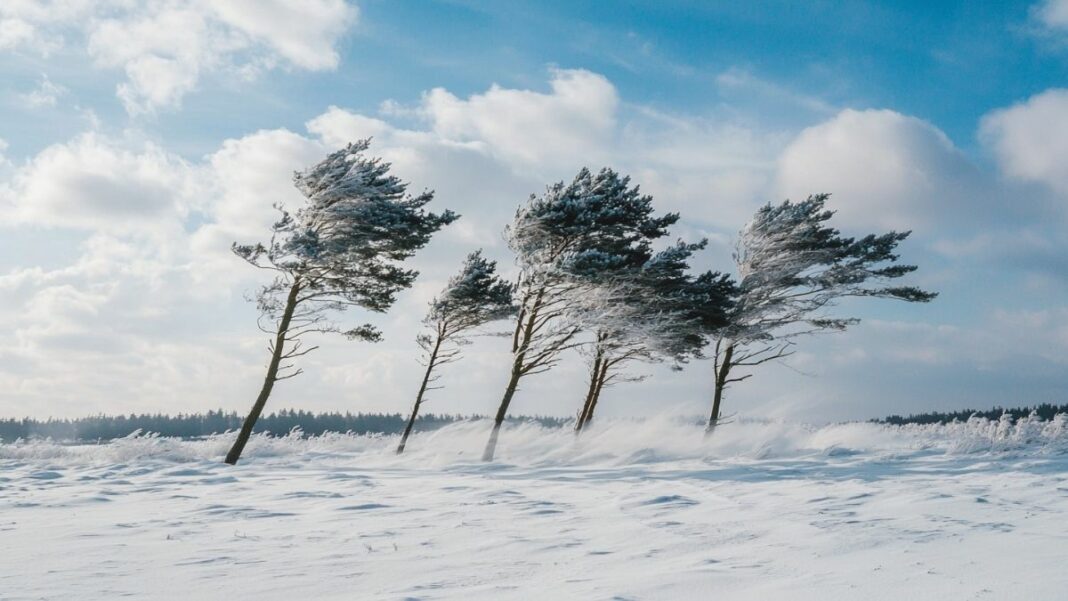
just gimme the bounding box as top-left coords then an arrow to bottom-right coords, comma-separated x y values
878,403 -> 1068,426
0,409 -> 568,443
2,404 -> 1066,442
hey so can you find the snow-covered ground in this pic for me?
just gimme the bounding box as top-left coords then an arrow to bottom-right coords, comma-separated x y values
3,416 -> 1068,600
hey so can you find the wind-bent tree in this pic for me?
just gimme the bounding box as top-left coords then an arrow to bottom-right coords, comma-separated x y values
224,141 -> 457,465
396,250 -> 514,454
705,194 -> 936,435
574,240 -> 734,432
481,167 -> 677,461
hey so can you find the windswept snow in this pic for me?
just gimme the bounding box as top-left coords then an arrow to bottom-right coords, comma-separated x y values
3,416 -> 1068,600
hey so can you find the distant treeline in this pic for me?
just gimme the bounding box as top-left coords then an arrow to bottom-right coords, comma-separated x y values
880,403 -> 1068,425
0,409 -> 568,442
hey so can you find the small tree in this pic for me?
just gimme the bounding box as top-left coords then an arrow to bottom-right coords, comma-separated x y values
706,194 -> 936,435
225,141 -> 457,465
481,167 -> 677,461
573,240 -> 734,432
396,250 -> 514,454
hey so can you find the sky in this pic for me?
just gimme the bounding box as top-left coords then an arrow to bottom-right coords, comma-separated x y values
2,0 -> 1068,423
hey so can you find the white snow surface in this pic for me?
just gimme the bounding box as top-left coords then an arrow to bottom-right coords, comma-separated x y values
3,415 -> 1068,600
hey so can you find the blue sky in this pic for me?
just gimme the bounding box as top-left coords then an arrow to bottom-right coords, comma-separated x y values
2,0 -> 1068,422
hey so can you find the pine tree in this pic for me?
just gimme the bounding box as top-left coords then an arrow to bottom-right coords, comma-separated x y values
482,167 -> 676,461
573,240 -> 735,432
225,140 -> 457,465
396,250 -> 514,454
706,194 -> 936,435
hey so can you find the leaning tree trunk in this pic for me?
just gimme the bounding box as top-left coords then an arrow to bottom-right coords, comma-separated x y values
481,366 -> 521,461
576,356 -> 610,433
482,291 -> 542,462
225,278 -> 301,465
397,336 -> 442,454
706,343 -> 734,437
581,361 -> 610,431
575,352 -> 603,433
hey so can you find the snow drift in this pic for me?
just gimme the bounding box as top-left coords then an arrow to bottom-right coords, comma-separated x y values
2,413 -> 1066,468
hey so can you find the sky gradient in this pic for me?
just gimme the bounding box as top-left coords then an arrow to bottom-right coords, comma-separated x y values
2,0 -> 1068,422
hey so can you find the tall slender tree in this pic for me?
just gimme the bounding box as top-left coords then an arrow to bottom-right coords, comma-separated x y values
705,194 -> 936,435
481,167 -> 677,461
225,141 -> 457,465
573,240 -> 735,432
396,250 -> 514,454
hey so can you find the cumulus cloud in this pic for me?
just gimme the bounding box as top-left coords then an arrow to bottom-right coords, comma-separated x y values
1,133 -> 198,233
416,69 -> 619,175
980,88 -> 1068,196
0,0 -> 357,114
775,109 -> 990,233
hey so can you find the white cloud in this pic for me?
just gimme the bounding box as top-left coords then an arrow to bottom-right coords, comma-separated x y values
775,109 -> 985,233
980,88 -> 1068,196
1,133 -> 198,233
1,0 -> 358,114
1035,0 -> 1068,30
206,0 -> 354,71
416,68 -> 619,175
0,16 -> 55,54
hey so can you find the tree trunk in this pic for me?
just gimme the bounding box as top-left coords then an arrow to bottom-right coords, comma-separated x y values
397,335 -> 442,454
224,278 -> 301,465
575,352 -> 603,433
481,367 -> 521,461
582,360 -> 610,430
706,343 -> 734,437
482,290 -> 542,461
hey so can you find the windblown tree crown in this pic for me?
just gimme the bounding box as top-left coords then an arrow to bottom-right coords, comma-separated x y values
703,193 -> 937,434
632,240 -> 736,364
234,139 -> 459,342
510,167 -> 679,283
426,250 -> 515,334
570,237 -> 735,432
730,193 -> 936,344
505,167 -> 679,376
578,239 -> 735,368
417,249 -> 516,369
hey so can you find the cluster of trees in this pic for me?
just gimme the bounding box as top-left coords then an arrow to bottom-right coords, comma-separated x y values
0,411 -> 567,443
880,403 -> 1068,425
224,140 -> 935,464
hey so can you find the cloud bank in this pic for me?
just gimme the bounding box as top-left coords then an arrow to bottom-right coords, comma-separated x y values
1,64 -> 1067,422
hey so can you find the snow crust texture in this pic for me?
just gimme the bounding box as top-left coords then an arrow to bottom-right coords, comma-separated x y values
3,416 -> 1068,600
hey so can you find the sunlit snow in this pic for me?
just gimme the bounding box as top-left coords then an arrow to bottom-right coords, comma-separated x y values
3,416 -> 1067,600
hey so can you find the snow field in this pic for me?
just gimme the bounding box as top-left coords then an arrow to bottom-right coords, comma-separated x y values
2,416 -> 1068,600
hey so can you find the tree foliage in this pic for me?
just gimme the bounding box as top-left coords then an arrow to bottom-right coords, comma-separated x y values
482,167 -> 678,460
235,140 -> 459,351
225,140 -> 457,464
573,239 -> 735,431
398,250 -> 514,453
706,193 -> 936,432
